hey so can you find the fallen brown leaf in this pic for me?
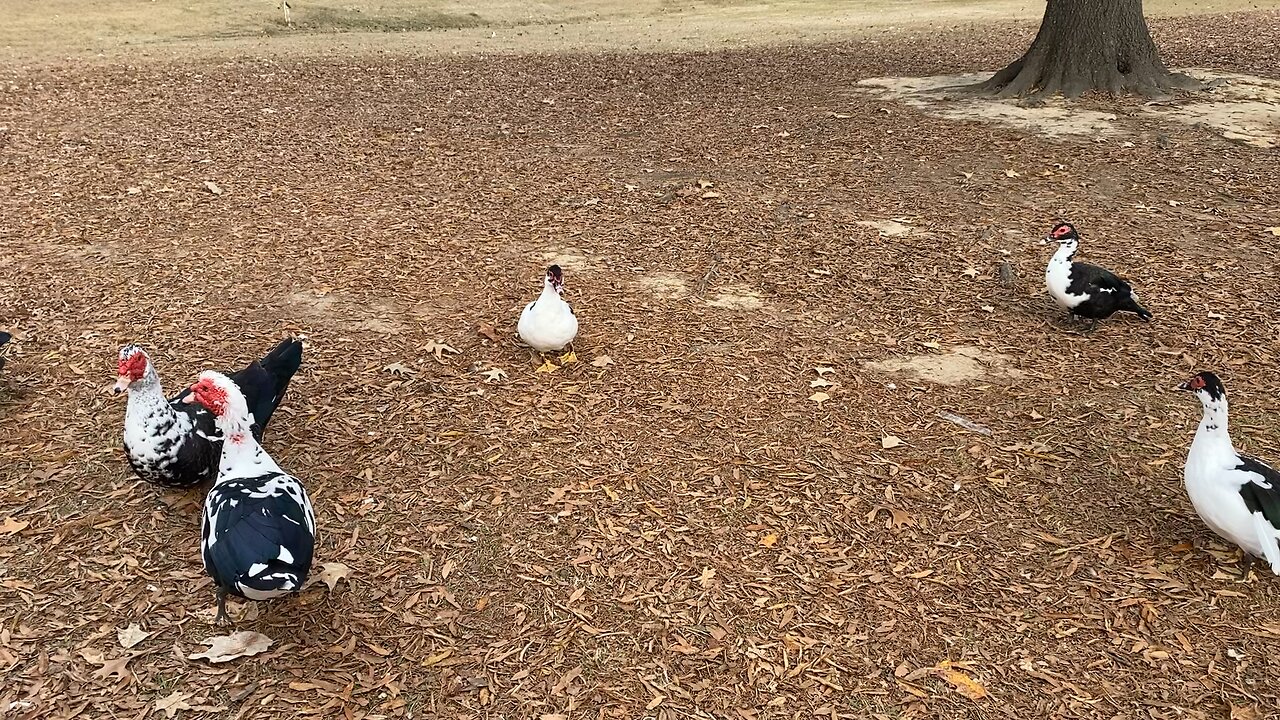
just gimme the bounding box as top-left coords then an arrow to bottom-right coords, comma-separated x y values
187,631 -> 273,663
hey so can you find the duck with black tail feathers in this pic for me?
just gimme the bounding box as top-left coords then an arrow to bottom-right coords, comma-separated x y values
114,337 -> 303,489
1178,371 -> 1280,578
1043,222 -> 1152,331
183,370 -> 316,624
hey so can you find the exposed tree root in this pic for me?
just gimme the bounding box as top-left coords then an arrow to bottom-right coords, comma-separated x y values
966,54 -> 1206,101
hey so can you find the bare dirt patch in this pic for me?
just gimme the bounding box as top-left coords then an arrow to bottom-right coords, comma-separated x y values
857,74 -> 1122,138
705,286 -> 765,310
539,248 -> 601,273
1154,69 -> 1280,148
635,271 -> 691,299
865,345 -> 1027,385
857,68 -> 1280,146
857,219 -> 920,237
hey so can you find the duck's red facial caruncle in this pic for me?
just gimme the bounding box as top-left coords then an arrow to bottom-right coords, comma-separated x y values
1177,371 -> 1226,401
1049,223 -> 1077,240
185,377 -> 230,417
113,346 -> 149,394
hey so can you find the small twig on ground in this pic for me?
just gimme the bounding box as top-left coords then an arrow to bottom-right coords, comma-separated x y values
695,252 -> 722,294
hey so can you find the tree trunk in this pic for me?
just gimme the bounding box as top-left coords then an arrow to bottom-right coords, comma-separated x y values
979,0 -> 1202,99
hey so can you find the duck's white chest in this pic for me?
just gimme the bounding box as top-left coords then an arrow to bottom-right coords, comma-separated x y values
518,297 -> 578,351
124,401 -> 191,465
1045,258 -> 1084,309
1183,444 -> 1261,554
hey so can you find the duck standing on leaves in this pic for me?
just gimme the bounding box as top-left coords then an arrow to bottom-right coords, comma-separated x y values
1178,371 -> 1280,578
518,265 -> 579,372
184,371 -> 316,624
1043,222 -> 1152,331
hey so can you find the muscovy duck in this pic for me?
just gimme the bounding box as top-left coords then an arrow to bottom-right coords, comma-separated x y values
183,370 -> 315,624
1179,370 -> 1280,577
517,265 -> 579,371
1043,222 -> 1152,330
0,331 -> 10,373
114,337 -> 303,488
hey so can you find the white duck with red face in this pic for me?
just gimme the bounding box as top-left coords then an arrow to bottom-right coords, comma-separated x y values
113,338 -> 304,489
518,265 -> 578,353
117,345 -> 206,488
1179,370 -> 1280,577
185,370 -> 316,624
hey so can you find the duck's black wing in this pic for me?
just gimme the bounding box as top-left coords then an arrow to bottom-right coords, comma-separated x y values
201,473 -> 316,598
1069,262 -> 1131,297
1236,455 -> 1280,569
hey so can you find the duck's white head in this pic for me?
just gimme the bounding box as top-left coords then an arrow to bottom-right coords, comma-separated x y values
182,370 -> 251,425
544,265 -> 566,294
114,344 -> 157,394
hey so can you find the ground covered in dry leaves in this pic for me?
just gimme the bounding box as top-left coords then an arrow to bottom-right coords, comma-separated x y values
2,10 -> 1280,720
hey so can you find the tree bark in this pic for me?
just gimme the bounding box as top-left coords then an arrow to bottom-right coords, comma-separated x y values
978,0 -> 1203,99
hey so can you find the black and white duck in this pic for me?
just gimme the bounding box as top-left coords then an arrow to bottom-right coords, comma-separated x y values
1178,370 -> 1280,577
517,265 -> 579,371
114,337 -> 302,488
184,370 -> 316,624
1043,222 -> 1152,330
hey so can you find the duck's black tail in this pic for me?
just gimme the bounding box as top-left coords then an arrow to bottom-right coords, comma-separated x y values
1122,297 -> 1153,321
255,337 -> 303,430
0,331 -> 10,372
232,337 -> 304,434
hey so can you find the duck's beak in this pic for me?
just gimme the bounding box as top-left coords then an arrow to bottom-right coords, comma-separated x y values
112,376 -> 131,395
1175,380 -> 1192,391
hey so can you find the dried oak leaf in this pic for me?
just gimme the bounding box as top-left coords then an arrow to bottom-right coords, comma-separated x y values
1231,705 -> 1265,720
1,517 -> 28,535
590,355 -> 613,368
94,655 -> 133,683
310,562 -> 353,591
187,631 -> 273,663
384,362 -> 415,376
482,368 -> 508,383
155,691 -> 193,718
477,323 -> 503,343
424,339 -> 460,363
117,624 -> 152,649
937,661 -> 989,700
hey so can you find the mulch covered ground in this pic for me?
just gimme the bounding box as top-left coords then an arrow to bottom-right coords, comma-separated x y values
1,10 -> 1279,720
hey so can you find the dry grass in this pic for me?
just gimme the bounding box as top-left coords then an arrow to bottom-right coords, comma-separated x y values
3,4 -> 1280,720
2,0 -> 1274,62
